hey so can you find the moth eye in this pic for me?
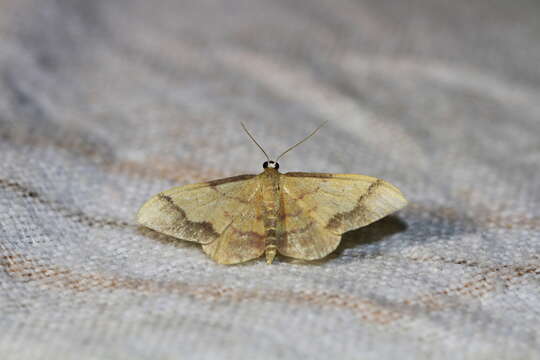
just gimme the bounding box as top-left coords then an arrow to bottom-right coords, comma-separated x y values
263,161 -> 269,168
274,162 -> 279,170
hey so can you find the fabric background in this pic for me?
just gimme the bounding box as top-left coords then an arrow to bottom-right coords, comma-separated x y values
1,0 -> 539,359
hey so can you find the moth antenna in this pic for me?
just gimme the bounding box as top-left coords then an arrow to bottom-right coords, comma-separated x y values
276,121 -> 328,162
241,122 -> 271,162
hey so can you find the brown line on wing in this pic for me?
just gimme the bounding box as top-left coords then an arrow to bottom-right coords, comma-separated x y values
157,193 -> 220,241
284,172 -> 337,179
206,174 -> 256,187
325,179 -> 384,231
280,184 -> 341,236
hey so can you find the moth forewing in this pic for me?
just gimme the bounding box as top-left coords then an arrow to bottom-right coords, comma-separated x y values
136,175 -> 260,245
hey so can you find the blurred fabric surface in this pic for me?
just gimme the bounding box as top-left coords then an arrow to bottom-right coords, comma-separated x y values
1,0 -> 539,359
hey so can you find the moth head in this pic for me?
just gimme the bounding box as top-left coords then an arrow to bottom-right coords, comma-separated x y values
263,161 -> 279,170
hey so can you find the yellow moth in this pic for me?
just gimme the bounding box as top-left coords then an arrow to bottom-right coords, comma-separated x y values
137,123 -> 407,265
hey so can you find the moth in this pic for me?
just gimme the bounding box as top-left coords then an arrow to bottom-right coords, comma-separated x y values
137,123 -> 407,264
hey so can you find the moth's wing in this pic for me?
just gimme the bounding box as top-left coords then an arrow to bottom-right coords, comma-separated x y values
277,190 -> 342,260
137,174 -> 265,252
201,184 -> 266,264
278,172 -> 407,260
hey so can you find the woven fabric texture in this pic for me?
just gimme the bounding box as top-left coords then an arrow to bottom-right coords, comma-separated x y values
1,0 -> 539,359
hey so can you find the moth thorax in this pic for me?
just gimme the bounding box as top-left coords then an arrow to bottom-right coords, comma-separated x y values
263,161 -> 279,170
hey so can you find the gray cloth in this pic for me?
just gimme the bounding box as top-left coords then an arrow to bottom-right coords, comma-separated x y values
1,0 -> 539,359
